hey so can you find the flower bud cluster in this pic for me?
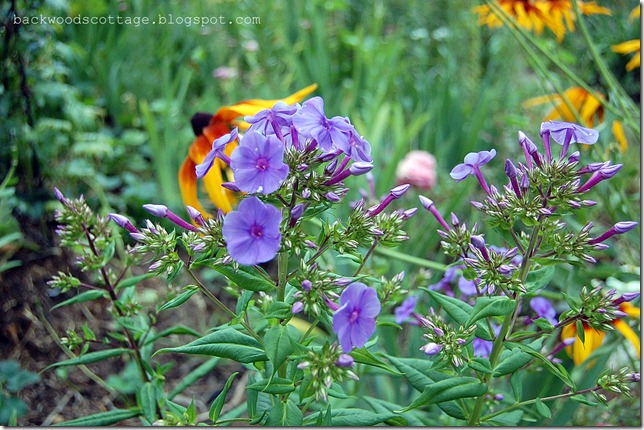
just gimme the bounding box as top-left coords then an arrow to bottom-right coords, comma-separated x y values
291,261 -> 345,317
595,367 -> 639,403
419,308 -> 476,367
47,271 -> 81,294
297,342 -> 358,402
559,286 -> 638,332
463,236 -> 523,295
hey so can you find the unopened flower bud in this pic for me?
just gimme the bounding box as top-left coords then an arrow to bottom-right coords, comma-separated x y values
292,301 -> 304,314
335,354 -> 354,368
420,342 -> 442,356
143,204 -> 168,218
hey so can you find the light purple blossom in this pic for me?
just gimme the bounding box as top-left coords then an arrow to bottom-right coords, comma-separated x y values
222,197 -> 282,265
394,296 -> 418,324
420,342 -> 442,356
293,97 -> 353,153
530,297 -> 557,325
245,102 -> 298,138
230,131 -> 289,195
333,282 -> 381,351
540,121 -> 599,160
450,150 -> 496,194
196,128 -> 238,178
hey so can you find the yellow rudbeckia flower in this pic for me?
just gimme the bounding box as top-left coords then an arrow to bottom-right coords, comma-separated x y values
611,7 -> 640,72
472,0 -> 611,42
561,302 -> 640,366
523,86 -> 628,152
178,84 -> 318,217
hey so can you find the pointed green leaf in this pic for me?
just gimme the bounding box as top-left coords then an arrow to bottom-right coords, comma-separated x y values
465,296 -> 516,327
266,399 -> 302,426
143,325 -> 201,346
46,348 -> 130,369
504,342 -> 576,390
570,394 -> 599,406
264,301 -> 293,320
211,264 -> 275,292
350,348 -> 402,375
401,377 -> 487,412
115,272 -> 155,291
493,348 -> 533,376
157,285 -> 199,312
576,320 -> 586,344
139,382 -> 158,423
384,355 -> 448,392
425,289 -> 492,340
247,376 -> 295,395
510,372 -> 523,401
236,290 -> 254,316
52,408 -> 140,426
210,372 -> 239,422
50,290 -> 108,311
535,398 -> 551,419
532,317 -> 555,331
524,266 -> 555,293
264,324 -> 298,371
468,357 -> 493,374
307,408 -> 396,426
154,328 -> 267,363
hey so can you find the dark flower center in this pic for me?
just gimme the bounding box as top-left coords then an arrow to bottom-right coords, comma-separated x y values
250,224 -> 263,239
256,157 -> 269,171
349,309 -> 360,323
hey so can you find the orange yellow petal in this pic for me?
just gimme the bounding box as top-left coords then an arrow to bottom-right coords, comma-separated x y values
612,319 -> 641,357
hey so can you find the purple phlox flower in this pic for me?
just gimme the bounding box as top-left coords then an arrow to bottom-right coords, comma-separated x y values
293,97 -> 353,153
419,195 -> 451,230
518,131 -> 536,169
196,128 -> 238,178
576,163 -> 623,193
588,221 -> 638,245
450,149 -> 496,195
458,275 -> 478,296
429,265 -> 461,291
335,353 -> 355,368
420,342 -> 442,356
186,205 -> 206,227
540,121 -> 599,160
230,131 -> 289,195
530,297 -> 557,326
332,282 -> 381,351
612,292 -> 640,306
366,184 -> 410,217
346,128 -> 373,162
504,159 -> 522,197
245,102 -> 298,140
108,213 -> 139,234
394,296 -> 419,324
222,197 -> 282,265
142,204 -> 197,231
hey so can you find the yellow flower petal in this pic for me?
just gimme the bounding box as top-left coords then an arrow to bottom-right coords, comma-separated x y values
613,319 -> 640,357
620,302 -> 641,319
611,120 -> 628,153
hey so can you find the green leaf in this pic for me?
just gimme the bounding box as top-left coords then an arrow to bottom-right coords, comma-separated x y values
211,264 -> 275,292
570,394 -> 599,406
263,324 -> 298,371
169,357 -> 220,400
266,399 -> 302,426
465,296 -> 516,327
154,328 -> 267,363
236,290 -> 254,316
100,241 -> 116,266
350,348 -> 402,375
438,401 -> 468,420
535,398 -> 551,419
468,357 -> 493,374
362,396 -> 426,426
384,355 -> 448,392
400,377 -> 487,412
576,320 -> 586,344
485,410 -> 523,426
504,342 -> 576,390
264,301 -> 293,320
158,285 -> 199,312
425,290 -> 492,340
510,372 -> 523,401
115,273 -> 155,291
524,266 -> 555,293
315,404 -> 333,426
532,317 -> 555,331
209,372 -> 239,422
307,408 -> 396,426
143,325 -> 201,346
493,349 -> 533,376
247,377 -> 295,395
46,348 -> 130,369
50,290 -> 108,310
139,382 -> 157,424
52,408 -> 140,426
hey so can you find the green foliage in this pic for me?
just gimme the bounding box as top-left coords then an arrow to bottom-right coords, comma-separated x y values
0,360 -> 40,425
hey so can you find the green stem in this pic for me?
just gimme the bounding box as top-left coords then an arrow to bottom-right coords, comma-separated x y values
468,222 -> 544,425
277,251 -> 289,303
185,267 -> 262,342
374,246 -> 447,271
481,385 -> 602,422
